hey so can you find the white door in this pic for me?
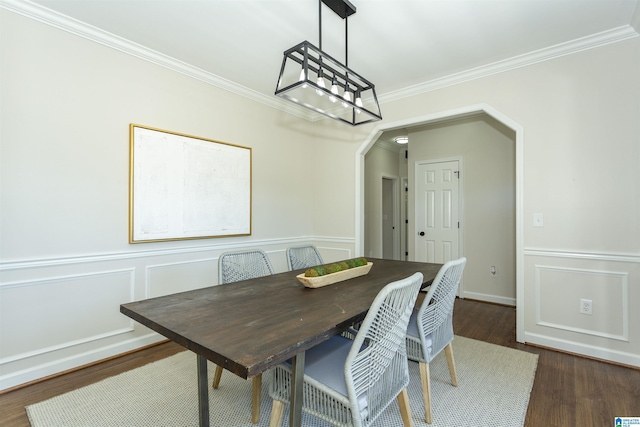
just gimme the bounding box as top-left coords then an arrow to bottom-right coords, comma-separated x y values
415,160 -> 460,263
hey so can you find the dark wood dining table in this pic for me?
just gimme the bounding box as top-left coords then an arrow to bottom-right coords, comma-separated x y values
120,257 -> 442,427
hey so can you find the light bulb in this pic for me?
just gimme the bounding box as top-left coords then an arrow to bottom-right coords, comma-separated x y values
330,77 -> 339,103
299,69 -> 307,88
342,88 -> 352,108
316,71 -> 326,96
355,90 -> 363,113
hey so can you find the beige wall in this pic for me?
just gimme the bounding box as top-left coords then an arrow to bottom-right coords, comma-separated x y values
407,115 -> 516,304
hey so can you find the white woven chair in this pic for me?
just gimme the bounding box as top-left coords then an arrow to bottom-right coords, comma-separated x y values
286,245 -> 324,271
214,249 -> 275,424
268,272 -> 424,427
218,249 -> 274,285
405,257 -> 466,424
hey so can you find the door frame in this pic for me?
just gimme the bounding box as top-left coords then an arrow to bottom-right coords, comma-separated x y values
380,175 -> 401,260
400,177 -> 409,261
414,157 -> 464,295
355,103 -> 524,343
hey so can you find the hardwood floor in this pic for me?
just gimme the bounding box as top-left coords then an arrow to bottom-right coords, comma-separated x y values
452,299 -> 640,426
1,298 -> 638,426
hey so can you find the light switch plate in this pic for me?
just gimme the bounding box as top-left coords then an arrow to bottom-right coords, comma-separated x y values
533,213 -> 544,227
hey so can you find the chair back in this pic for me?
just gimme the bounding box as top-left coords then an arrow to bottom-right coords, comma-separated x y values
416,257 -> 466,360
345,272 -> 423,426
218,249 -> 274,285
286,245 -> 324,271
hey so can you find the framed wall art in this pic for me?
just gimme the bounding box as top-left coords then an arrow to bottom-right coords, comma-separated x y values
129,124 -> 251,243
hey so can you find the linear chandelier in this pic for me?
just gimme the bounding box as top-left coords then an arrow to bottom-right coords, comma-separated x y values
275,0 -> 382,126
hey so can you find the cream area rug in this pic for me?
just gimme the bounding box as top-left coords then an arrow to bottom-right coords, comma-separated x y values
27,336 -> 538,427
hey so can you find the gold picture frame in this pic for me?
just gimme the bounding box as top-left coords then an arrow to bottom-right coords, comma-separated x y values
129,124 -> 251,243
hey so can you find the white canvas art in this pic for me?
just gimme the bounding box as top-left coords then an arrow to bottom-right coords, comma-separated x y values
130,124 -> 251,242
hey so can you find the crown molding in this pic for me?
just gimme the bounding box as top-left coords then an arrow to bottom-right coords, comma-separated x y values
375,139 -> 404,153
379,25 -> 639,105
3,0 -> 638,121
0,0 -> 318,122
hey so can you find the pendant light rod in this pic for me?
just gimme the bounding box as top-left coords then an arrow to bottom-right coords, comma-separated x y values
320,0 -> 355,66
319,0 -> 322,51
345,12 -> 348,68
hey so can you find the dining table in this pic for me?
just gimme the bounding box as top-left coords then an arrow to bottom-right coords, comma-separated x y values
120,257 -> 442,427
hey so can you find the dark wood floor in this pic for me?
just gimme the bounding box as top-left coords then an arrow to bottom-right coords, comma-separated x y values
1,298 -> 639,426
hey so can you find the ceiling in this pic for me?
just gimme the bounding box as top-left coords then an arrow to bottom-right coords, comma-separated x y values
11,0 -> 640,125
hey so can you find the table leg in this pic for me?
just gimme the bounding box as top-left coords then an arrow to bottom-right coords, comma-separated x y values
289,352 -> 305,427
197,354 -> 210,427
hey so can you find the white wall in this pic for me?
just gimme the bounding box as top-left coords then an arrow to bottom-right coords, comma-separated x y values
408,115 -> 516,305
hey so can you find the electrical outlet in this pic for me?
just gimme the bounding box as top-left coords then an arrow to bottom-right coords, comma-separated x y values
580,299 -> 592,315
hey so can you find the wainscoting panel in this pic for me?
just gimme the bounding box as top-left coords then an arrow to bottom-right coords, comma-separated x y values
0,237 -> 356,390
535,265 -> 628,341
0,269 -> 135,365
524,249 -> 640,367
147,258 -> 217,298
315,246 -> 353,264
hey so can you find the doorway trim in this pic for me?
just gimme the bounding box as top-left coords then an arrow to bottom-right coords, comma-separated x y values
400,177 -> 409,261
380,175 -> 401,260
355,103 -> 524,342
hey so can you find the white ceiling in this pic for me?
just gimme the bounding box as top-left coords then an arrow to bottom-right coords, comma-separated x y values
9,0 -> 640,121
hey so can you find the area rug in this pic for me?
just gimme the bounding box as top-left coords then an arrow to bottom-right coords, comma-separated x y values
27,336 -> 538,427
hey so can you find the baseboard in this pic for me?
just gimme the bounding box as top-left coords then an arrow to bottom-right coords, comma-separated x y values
462,290 -> 516,306
524,332 -> 640,368
0,334 -> 163,391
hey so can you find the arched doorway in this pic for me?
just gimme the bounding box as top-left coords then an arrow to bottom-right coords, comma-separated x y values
355,103 -> 525,342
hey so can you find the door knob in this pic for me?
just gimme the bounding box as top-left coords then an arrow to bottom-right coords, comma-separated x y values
419,231 -> 425,236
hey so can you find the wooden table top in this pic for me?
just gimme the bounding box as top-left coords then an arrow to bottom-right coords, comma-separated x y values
120,258 -> 442,379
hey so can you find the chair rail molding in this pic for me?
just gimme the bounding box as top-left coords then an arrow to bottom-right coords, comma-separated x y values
524,248 -> 640,263
0,236 -> 355,272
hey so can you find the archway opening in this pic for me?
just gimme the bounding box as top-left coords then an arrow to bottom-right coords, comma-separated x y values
355,104 -> 525,342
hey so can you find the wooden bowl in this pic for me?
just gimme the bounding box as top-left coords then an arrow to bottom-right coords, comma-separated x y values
296,262 -> 373,288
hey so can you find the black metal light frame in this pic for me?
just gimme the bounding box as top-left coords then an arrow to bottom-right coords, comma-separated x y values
275,0 -> 382,126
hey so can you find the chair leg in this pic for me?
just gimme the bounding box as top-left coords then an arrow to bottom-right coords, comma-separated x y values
212,364 -> 223,389
397,388 -> 414,427
269,399 -> 285,427
444,342 -> 459,387
251,374 -> 262,424
419,362 -> 432,424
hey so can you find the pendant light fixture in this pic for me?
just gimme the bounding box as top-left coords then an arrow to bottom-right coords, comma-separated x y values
275,0 -> 382,126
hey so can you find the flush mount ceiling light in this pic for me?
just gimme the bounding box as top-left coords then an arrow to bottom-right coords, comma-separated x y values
275,0 -> 382,126
394,136 -> 409,144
